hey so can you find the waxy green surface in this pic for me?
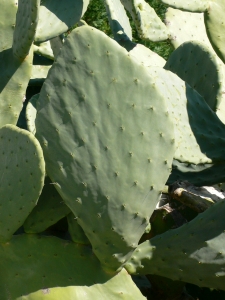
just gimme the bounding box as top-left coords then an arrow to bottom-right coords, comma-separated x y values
0,125 -> 45,241
36,25 -> 175,271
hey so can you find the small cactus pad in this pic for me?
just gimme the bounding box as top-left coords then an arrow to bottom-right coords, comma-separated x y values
34,41 -> 54,60
104,0 -> 132,41
161,0 -> 208,12
24,177 -> 71,233
165,8 -> 212,50
0,125 -> 45,242
0,0 -> 33,127
0,47 -> 33,127
30,65 -> 51,86
26,93 -> 39,134
0,234 -> 111,299
35,0 -> 90,43
164,41 -> 225,111
204,0 -> 225,64
67,212 -> 90,245
121,0 -> 168,41
17,268 -> 146,300
124,200 -> 225,290
13,0 -> 40,60
36,26 -> 175,271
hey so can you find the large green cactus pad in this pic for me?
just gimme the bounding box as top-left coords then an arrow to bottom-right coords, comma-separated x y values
0,125 -> 45,242
204,0 -> 225,64
36,25 -> 175,271
35,0 -> 90,43
0,234 -> 111,299
124,200 -> 225,290
24,177 -> 71,233
17,268 -> 146,300
13,0 -> 40,60
164,41 -> 225,111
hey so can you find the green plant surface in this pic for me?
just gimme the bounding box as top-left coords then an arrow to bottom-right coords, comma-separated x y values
36,25 -> 175,271
35,0 -> 90,43
13,0 -> 40,60
124,199 -> 225,290
164,41 -> 225,111
0,234 -> 112,299
0,125 -> 45,242
17,269 -> 146,300
24,177 -> 71,233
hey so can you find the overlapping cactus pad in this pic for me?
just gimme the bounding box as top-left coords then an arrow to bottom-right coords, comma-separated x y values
124,200 -> 225,290
0,234 -> 111,299
36,25 -> 175,271
17,269 -> 146,300
0,125 -> 45,241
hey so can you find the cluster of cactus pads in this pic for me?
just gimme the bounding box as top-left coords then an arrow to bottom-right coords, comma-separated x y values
1,0 -> 225,298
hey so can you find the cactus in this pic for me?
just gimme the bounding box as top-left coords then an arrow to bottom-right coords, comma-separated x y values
16,269 -> 146,300
0,234 -> 112,299
0,0 -> 33,127
35,25 -> 175,271
33,41 -> 54,61
120,0 -> 169,41
13,0 -> 40,60
124,200 -> 225,290
24,177 -> 71,233
164,41 -> 225,111
2,0 -> 225,298
0,125 -> 45,241
34,0 -> 90,43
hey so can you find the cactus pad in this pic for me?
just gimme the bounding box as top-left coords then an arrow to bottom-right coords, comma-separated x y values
35,0 -> 90,43
124,200 -> 225,290
121,0 -> 168,41
204,0 -> 225,64
36,25 -> 175,270
17,268 -> 146,300
164,41 -> 225,111
13,0 -> 40,60
104,0 -> 132,41
24,177 -> 71,233
162,0 -> 208,12
0,125 -> 45,241
0,234 -> 111,299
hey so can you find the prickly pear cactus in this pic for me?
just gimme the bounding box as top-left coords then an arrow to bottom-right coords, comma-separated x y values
36,25 -> 175,271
